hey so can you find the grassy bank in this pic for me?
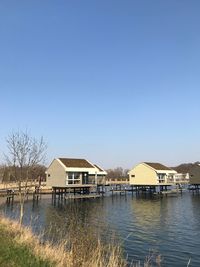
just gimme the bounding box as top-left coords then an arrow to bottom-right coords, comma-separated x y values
0,216 -> 127,267
0,223 -> 52,267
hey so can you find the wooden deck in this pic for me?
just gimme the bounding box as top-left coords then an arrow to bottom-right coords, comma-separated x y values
52,185 -> 99,200
52,184 -> 96,189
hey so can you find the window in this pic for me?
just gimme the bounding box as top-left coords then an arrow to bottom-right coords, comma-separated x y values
67,172 -> 81,184
131,175 -> 135,178
48,174 -> 50,177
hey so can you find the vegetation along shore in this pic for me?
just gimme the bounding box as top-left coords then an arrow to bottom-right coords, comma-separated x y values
0,215 -> 129,267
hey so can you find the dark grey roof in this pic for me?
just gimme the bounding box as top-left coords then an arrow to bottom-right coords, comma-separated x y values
144,162 -> 172,171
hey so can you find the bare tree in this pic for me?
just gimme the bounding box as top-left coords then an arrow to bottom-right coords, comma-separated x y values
106,167 -> 129,179
4,130 -> 47,225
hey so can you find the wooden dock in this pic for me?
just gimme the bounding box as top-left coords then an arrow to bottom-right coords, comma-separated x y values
52,185 -> 96,194
52,185 -> 100,201
65,194 -> 101,200
161,190 -> 180,196
109,184 -> 130,196
110,189 -> 127,195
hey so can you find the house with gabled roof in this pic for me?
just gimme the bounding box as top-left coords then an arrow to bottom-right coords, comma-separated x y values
189,164 -> 200,185
46,158 -> 107,187
129,162 -> 177,186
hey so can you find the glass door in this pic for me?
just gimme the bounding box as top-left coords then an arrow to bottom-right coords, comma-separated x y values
82,172 -> 89,184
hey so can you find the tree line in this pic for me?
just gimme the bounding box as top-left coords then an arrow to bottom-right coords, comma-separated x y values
0,164 -> 46,183
105,167 -> 129,179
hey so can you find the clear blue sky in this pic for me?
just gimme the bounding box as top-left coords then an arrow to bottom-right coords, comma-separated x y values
0,0 -> 200,169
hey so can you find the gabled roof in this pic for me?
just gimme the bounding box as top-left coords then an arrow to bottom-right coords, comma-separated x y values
144,162 -> 172,171
59,158 -> 94,168
94,164 -> 104,172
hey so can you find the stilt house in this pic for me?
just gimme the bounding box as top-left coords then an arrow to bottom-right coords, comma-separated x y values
129,162 -> 177,186
46,158 -> 107,187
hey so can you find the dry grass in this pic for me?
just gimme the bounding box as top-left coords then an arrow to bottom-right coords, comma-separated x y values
0,215 -> 128,267
0,215 -> 68,266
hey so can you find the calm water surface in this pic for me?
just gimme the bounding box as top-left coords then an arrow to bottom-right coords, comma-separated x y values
1,191 -> 200,266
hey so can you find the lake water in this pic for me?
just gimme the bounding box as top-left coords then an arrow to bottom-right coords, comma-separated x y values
1,191 -> 200,266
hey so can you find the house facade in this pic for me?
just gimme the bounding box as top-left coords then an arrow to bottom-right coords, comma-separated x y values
46,158 -> 107,187
189,164 -> 200,185
173,173 -> 189,184
129,162 -> 177,186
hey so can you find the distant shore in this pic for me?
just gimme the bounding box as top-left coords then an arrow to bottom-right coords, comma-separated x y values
0,182 -> 52,197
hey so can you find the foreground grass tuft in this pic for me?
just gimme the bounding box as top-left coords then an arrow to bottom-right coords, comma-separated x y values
0,215 -> 127,267
0,223 -> 53,267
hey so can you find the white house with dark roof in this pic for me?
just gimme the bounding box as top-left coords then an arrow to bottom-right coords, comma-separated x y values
46,158 -> 107,187
129,162 -> 177,186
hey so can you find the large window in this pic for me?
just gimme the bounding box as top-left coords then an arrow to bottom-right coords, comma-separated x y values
67,172 -> 81,184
